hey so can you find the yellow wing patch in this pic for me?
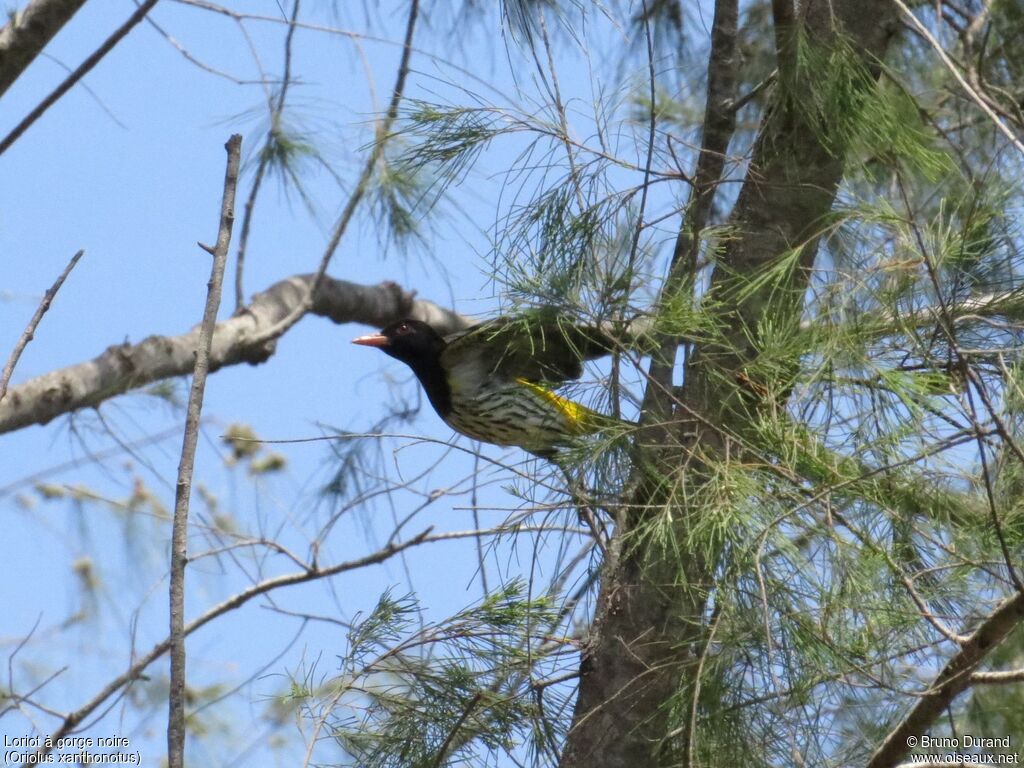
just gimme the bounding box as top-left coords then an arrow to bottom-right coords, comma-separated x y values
515,378 -> 602,434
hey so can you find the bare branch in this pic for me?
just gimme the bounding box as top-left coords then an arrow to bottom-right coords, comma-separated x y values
142,12 -> 274,86
233,0 -> 302,312
167,134 -> 240,768
971,668 -> 1024,684
36,528 -> 435,759
825,287 -> 1024,338
0,248 -> 82,403
0,274 -> 473,436
0,0 -> 158,157
0,0 -> 87,96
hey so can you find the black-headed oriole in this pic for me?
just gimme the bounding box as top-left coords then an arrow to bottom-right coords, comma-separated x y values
353,316 -> 615,458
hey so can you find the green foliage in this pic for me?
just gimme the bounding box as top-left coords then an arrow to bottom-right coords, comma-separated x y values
368,148 -> 427,247
297,583 -> 564,767
789,32 -> 951,178
221,423 -> 287,474
394,102 -> 513,203
499,0 -> 563,43
497,182 -> 649,317
980,0 -> 1024,99
248,109 -> 334,215
264,12 -> 1024,758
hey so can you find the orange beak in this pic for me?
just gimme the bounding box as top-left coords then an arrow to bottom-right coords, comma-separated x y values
352,333 -> 390,348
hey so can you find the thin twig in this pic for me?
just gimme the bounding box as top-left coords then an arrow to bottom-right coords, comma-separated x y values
0,0 -> 159,157
470,452 -> 490,596
533,7 -> 585,211
36,527 -> 435,759
245,0 -> 420,346
143,12 -> 274,86
683,601 -> 722,767
0,249 -> 83,403
167,134 -> 241,768
627,0 -> 658,279
892,0 -> 1024,158
233,0 -> 302,312
432,692 -> 483,768
311,0 -> 419,290
895,173 -> 1023,592
831,509 -> 969,645
38,52 -> 128,128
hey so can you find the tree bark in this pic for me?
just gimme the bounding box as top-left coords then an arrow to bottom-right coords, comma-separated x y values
560,1 -> 900,766
0,0 -> 87,97
866,589 -> 1024,768
166,132 -> 240,768
0,274 -> 470,435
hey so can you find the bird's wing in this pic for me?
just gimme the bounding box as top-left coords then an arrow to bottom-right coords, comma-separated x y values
440,313 -> 619,385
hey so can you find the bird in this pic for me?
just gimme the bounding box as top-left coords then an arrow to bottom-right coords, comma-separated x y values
352,316 -> 618,459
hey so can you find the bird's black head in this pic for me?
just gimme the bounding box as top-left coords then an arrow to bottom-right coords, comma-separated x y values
352,319 -> 452,415
352,319 -> 447,369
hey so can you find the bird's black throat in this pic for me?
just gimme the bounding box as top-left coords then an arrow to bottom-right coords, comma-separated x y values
405,356 -> 453,418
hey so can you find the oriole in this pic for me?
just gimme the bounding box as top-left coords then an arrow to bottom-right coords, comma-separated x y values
353,316 -> 615,458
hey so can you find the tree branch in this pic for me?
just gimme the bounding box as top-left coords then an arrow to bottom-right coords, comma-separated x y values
0,0 -> 158,157
866,589 -> 1024,768
0,274 -> 472,436
0,248 -> 82,403
892,0 -> 1024,159
814,287 -> 1024,338
971,668 -> 1024,684
251,0 -> 421,345
167,134 -> 240,768
770,0 -> 797,85
36,527 -> 435,759
0,0 -> 87,97
233,0 -> 302,312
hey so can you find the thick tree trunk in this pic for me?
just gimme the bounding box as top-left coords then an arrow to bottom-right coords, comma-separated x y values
560,2 -> 900,766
